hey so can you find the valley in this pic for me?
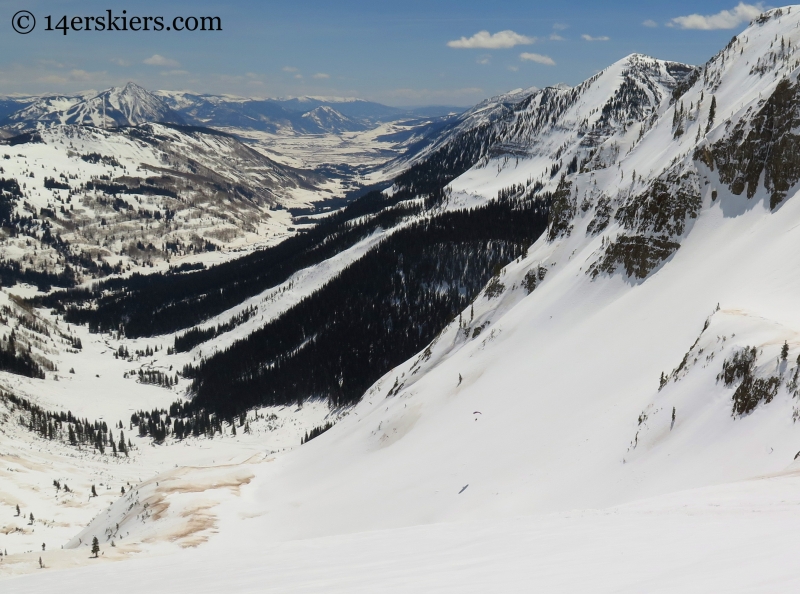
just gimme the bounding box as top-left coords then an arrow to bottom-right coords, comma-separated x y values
4,5 -> 800,591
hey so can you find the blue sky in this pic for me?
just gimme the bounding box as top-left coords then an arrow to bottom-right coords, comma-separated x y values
0,1 -> 774,105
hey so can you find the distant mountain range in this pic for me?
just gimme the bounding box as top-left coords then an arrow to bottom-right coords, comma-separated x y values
0,84 -> 463,136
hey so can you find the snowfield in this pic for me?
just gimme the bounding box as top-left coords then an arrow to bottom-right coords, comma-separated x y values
6,474 -> 800,592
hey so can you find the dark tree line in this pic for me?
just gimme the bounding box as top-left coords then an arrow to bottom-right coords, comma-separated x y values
86,180 -> 177,199
184,195 -> 549,417
172,305 -> 257,353
136,369 -> 179,388
0,331 -> 47,379
131,404 -> 224,441
302,422 -> 334,444
0,259 -> 76,292
1,392 -> 128,455
393,123 -> 500,197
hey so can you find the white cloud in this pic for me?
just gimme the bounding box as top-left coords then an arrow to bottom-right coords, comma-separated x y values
37,74 -> 69,85
642,19 -> 659,28
552,23 -> 569,31
39,69 -> 108,84
550,33 -> 565,41
520,52 -> 556,66
582,34 -> 610,41
668,2 -> 764,30
312,73 -> 330,79
111,58 -> 131,67
447,30 -> 536,49
507,65 -> 519,72
282,66 -> 299,72
477,55 -> 491,65
143,54 -> 179,67
67,70 -> 92,81
294,74 -> 303,79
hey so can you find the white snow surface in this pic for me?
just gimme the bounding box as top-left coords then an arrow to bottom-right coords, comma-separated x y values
6,473 -> 800,592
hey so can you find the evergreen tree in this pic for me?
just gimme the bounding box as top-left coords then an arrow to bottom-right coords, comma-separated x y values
94,430 -> 104,454
91,536 -> 99,558
91,485 -> 97,497
706,96 -> 716,133
782,341 -> 789,361
29,512 -> 34,524
15,504 -> 19,516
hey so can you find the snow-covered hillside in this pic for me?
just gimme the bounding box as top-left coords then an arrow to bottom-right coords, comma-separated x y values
0,121 -> 330,283
7,5 -> 800,592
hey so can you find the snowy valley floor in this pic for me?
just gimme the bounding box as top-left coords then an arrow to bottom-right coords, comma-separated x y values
4,470 -> 800,593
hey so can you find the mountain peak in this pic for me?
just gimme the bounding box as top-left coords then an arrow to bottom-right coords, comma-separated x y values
70,82 -> 184,127
300,104 -> 365,133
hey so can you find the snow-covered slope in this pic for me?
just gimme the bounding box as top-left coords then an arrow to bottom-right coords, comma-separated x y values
8,473 -> 800,592
0,121 -> 327,282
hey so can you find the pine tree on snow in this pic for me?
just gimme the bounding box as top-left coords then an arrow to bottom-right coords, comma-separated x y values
707,96 -> 716,133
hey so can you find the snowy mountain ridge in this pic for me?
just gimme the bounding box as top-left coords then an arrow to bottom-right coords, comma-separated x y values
385,53 -> 695,195
1,83 -> 185,133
